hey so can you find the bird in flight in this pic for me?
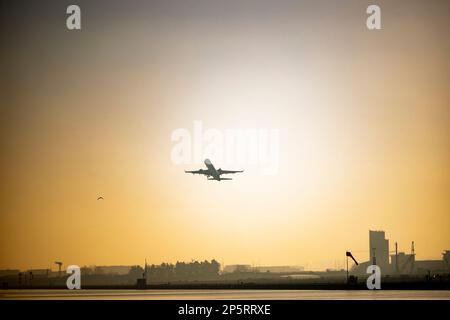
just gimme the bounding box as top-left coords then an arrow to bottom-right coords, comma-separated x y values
185,159 -> 244,181
97,196 -> 104,200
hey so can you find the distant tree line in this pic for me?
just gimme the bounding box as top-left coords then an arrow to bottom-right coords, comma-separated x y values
128,259 -> 220,281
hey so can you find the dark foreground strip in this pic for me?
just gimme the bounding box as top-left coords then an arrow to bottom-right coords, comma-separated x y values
1,300 -> 449,319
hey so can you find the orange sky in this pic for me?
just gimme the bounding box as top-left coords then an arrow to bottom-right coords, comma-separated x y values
1,0 -> 449,270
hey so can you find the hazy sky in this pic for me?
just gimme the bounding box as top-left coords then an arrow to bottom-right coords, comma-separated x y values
1,0 -> 449,270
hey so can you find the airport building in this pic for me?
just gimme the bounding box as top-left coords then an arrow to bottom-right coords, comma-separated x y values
255,266 -> 305,273
222,264 -> 252,273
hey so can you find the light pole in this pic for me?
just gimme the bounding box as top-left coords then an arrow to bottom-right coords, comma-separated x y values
345,251 -> 359,284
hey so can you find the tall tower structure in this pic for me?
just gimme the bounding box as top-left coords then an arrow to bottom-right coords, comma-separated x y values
369,230 -> 389,272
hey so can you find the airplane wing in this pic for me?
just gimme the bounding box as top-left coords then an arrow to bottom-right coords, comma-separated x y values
218,169 -> 244,174
185,169 -> 209,175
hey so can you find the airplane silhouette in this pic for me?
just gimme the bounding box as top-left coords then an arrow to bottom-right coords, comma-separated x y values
185,159 -> 243,181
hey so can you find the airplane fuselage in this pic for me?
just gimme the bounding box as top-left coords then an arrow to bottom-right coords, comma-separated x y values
204,159 -> 221,180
